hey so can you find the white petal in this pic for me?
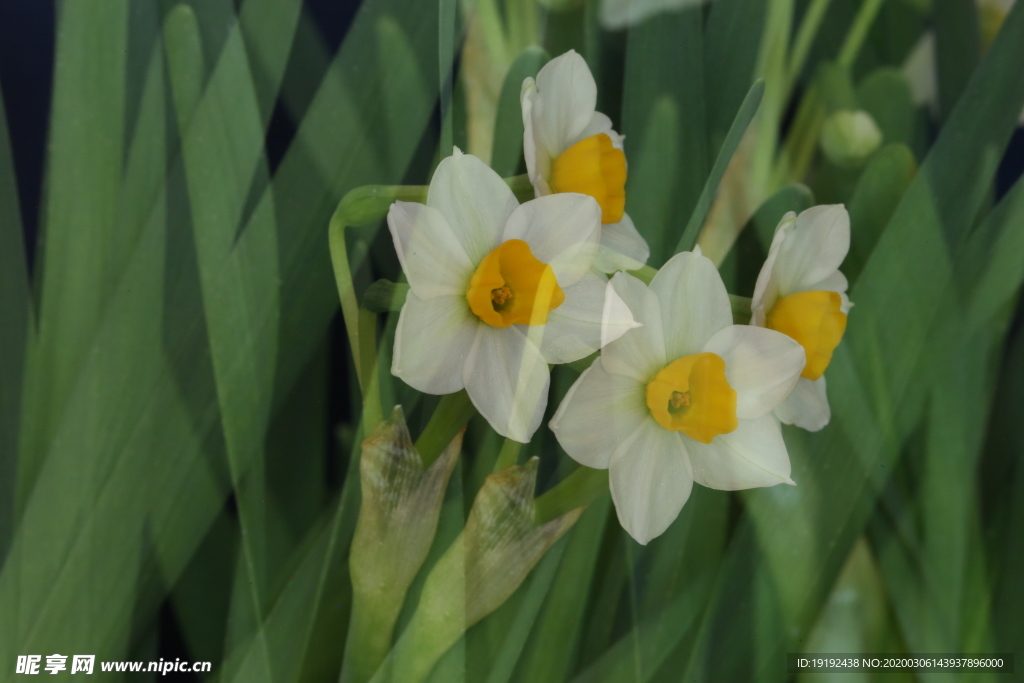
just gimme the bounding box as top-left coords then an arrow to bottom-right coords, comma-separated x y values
388,202 -> 473,299
593,213 -> 650,273
549,361 -> 648,469
576,111 -> 623,149
685,415 -> 794,490
608,418 -> 693,545
649,251 -> 732,359
503,193 -> 601,287
701,325 -> 806,420
427,148 -> 519,264
534,273 -> 640,364
393,292 -> 478,394
750,211 -> 796,326
774,205 -> 850,297
464,325 -> 551,443
797,270 -> 853,314
600,272 -> 667,382
532,51 -> 598,158
521,77 -> 552,196
775,376 -> 831,431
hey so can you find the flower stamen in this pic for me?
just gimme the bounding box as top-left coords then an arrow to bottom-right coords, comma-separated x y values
645,353 -> 737,443
491,286 -> 513,309
467,239 -> 565,328
669,391 -> 690,411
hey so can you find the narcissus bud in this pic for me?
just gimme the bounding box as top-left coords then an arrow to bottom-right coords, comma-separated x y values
820,110 -> 883,169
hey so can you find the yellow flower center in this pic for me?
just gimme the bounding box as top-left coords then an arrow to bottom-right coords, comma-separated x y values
766,290 -> 847,381
466,239 -> 565,328
645,353 -> 738,444
550,133 -> 627,224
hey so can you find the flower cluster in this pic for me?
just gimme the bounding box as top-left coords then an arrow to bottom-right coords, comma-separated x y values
387,51 -> 852,544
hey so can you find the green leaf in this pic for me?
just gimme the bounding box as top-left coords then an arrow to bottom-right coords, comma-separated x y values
844,143 -> 917,283
515,499 -> 611,682
491,46 -> 549,178
704,0 -> 767,151
856,67 -> 914,147
171,18 -> 282,677
674,79 -> 766,255
622,9 -> 710,264
163,4 -> 205,126
935,0 -> 981,120
0,86 -> 30,562
17,0 -> 129,507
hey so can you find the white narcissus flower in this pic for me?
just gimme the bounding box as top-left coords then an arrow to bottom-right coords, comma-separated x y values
750,205 -> 852,432
521,50 -> 650,273
550,250 -> 806,544
388,149 -> 639,443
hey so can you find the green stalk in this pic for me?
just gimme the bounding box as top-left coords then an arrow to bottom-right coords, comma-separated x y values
328,185 -> 427,433
416,391 -> 477,466
772,0 -> 887,185
493,438 -> 523,472
785,0 -> 834,93
837,0 -> 887,68
534,467 -> 609,524
750,0 -> 794,199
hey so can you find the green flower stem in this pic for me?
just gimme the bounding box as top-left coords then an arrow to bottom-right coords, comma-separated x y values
416,391 -> 477,466
493,438 -> 522,472
534,466 -> 609,524
772,0 -> 886,186
751,0 -> 794,198
627,264 -> 658,284
730,294 -> 754,324
505,172 -> 535,201
786,0 -> 834,93
343,595 -> 406,683
330,188 -> 423,434
837,0 -> 886,69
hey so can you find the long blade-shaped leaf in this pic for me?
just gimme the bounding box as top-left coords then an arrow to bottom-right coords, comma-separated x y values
17,0 -> 128,508
0,85 -> 31,563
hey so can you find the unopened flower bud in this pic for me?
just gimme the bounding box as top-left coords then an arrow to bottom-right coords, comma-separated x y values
820,110 -> 882,169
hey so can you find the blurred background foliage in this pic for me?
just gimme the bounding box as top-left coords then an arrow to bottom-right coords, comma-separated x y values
0,0 -> 1022,680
